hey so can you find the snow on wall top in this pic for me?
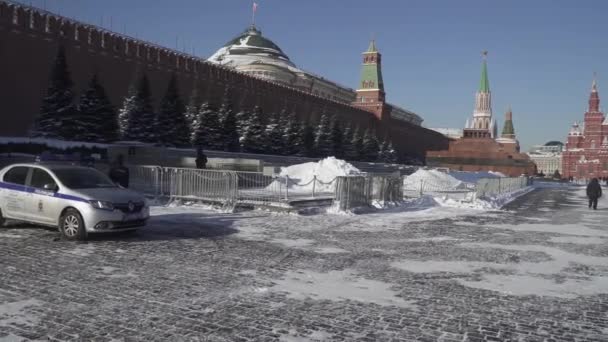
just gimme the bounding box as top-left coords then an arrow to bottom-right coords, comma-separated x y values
0,137 -> 108,149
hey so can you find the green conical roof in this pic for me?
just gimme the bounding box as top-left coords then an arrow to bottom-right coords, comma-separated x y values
479,59 -> 490,93
502,120 -> 514,136
502,108 -> 515,136
367,40 -> 378,53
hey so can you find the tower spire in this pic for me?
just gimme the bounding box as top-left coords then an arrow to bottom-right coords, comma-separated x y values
464,51 -> 493,138
367,39 -> 377,53
479,51 -> 490,93
353,39 -> 386,119
501,106 -> 515,139
589,73 -> 600,113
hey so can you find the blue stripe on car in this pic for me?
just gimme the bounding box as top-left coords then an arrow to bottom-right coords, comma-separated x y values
0,182 -> 88,203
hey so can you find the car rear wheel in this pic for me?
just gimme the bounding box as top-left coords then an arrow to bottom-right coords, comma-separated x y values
60,209 -> 87,241
0,209 -> 5,227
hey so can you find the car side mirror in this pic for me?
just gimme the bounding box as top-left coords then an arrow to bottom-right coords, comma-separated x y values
43,183 -> 58,192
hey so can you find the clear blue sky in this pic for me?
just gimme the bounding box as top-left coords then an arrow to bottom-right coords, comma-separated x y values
25,0 -> 608,150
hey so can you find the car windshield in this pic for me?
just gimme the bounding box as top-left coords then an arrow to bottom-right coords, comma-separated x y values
53,168 -> 117,189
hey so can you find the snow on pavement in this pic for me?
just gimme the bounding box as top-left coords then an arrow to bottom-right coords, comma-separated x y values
149,184 -> 608,301
3,185 -> 608,340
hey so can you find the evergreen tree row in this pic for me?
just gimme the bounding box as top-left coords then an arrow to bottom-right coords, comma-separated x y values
33,46 -> 400,163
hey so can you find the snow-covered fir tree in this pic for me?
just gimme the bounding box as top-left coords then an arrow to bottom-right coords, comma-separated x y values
314,112 -> 333,157
341,123 -> 357,161
184,83 -> 201,132
235,109 -> 249,143
384,141 -> 399,164
34,46 -> 79,139
378,138 -> 389,162
219,93 -> 240,152
282,111 -> 301,155
118,77 -> 136,140
263,111 -> 284,155
192,102 -> 222,149
330,117 -> 343,159
299,123 -> 316,157
118,74 -> 156,142
362,128 -> 380,161
241,106 -> 266,153
351,127 -> 365,161
156,74 -> 190,147
76,74 -> 118,142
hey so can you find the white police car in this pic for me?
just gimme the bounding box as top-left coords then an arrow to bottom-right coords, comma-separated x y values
0,163 -> 149,240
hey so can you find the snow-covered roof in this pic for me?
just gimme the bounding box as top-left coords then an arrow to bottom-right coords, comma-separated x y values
207,26 -> 296,71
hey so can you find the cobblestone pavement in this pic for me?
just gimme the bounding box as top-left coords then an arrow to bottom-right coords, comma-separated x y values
1,186 -> 608,341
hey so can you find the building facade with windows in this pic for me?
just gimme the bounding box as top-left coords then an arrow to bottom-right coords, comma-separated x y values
562,79 -> 608,179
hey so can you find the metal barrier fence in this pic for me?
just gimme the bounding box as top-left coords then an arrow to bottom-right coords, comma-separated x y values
334,175 -> 404,211
403,178 -> 476,201
128,165 -> 404,210
476,177 -> 529,198
165,168 -> 238,209
128,165 -> 339,207
368,175 -> 404,204
334,176 -> 370,211
128,165 -> 164,197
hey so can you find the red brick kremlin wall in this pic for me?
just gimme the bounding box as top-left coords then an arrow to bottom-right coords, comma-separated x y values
0,2 -> 449,161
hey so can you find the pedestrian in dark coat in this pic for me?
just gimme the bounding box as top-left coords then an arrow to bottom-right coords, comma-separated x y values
109,154 -> 130,188
586,178 -> 602,210
195,147 -> 208,169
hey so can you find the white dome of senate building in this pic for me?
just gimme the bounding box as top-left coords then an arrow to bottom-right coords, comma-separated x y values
207,25 -> 356,103
208,25 -> 296,71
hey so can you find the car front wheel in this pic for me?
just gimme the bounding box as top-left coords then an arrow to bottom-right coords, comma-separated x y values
60,209 -> 87,241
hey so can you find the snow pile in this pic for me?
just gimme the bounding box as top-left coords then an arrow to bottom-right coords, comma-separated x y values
403,169 -> 465,191
272,157 -> 361,193
489,171 -> 507,177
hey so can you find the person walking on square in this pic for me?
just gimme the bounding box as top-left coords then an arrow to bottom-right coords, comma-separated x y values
586,178 -> 602,210
195,146 -> 207,169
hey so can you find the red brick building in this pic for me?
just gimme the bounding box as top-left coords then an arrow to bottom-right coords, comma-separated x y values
426,54 -> 536,177
0,1 -> 448,162
562,78 -> 608,180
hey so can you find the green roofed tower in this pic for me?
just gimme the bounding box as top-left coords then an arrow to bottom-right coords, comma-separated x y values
463,51 -> 494,139
501,106 -> 516,139
358,40 -> 384,91
354,39 -> 386,119
479,56 -> 490,93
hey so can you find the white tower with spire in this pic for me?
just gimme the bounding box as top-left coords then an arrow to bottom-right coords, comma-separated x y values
464,51 -> 493,138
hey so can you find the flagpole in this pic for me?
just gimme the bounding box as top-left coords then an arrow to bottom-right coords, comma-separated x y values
251,2 -> 256,27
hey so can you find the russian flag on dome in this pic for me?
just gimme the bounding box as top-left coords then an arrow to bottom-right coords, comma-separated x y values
253,2 -> 258,12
